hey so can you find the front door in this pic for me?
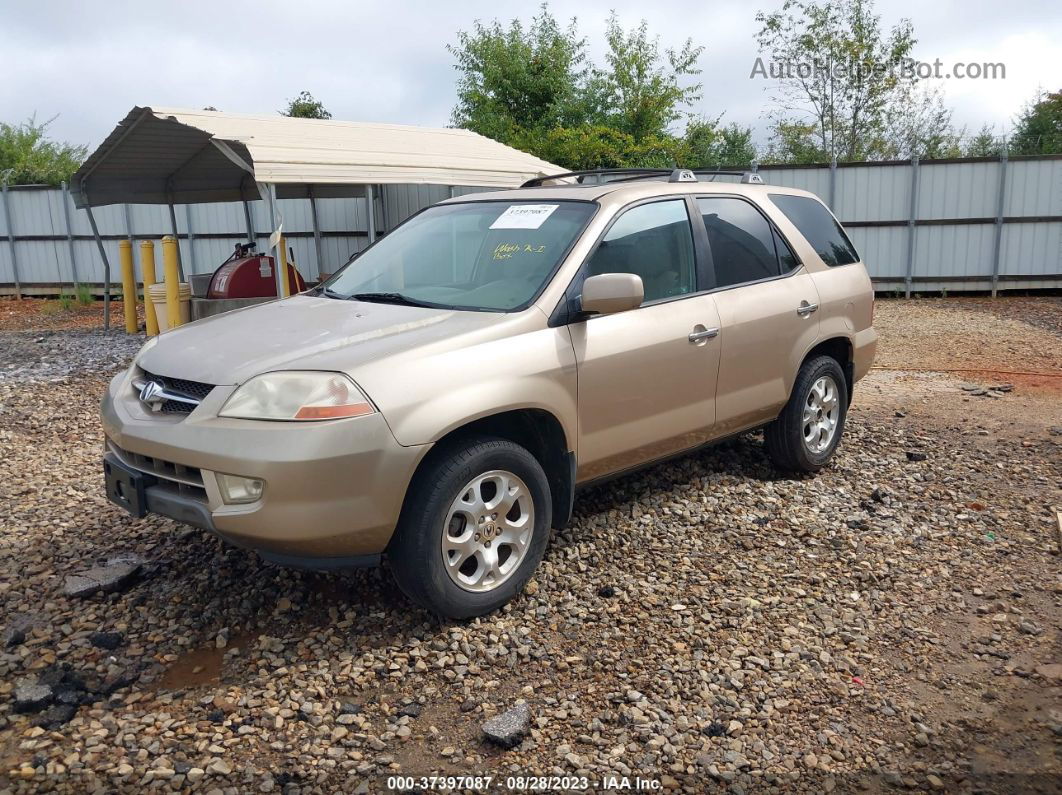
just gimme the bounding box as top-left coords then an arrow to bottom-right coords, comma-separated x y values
568,199 -> 722,481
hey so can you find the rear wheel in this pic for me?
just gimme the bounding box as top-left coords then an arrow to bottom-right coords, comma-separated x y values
388,438 -> 551,619
765,355 -> 848,473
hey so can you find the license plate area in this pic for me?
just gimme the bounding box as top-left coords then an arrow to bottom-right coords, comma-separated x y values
104,455 -> 155,518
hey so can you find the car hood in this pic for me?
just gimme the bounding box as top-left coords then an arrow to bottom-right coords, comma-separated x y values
138,295 -> 508,385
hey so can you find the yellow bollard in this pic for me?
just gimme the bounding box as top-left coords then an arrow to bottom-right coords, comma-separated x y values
118,240 -> 138,334
161,235 -> 181,329
139,240 -> 159,337
277,236 -> 290,298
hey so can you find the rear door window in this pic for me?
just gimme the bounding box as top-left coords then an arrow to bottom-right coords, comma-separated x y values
769,194 -> 860,266
697,197 -> 780,288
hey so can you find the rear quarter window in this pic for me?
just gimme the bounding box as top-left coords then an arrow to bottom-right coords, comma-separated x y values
769,194 -> 860,267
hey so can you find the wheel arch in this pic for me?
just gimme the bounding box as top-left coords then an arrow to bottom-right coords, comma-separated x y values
394,408 -> 576,539
801,336 -> 854,405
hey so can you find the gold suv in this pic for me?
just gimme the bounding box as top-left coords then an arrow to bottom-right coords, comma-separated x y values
102,168 -> 876,618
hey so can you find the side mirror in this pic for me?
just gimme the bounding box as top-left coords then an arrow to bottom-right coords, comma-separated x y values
579,273 -> 644,316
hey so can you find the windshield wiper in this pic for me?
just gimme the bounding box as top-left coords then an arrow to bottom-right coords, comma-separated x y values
320,286 -> 347,299
349,292 -> 436,308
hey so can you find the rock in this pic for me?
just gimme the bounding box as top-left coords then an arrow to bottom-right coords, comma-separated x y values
63,559 -> 142,598
13,680 -> 53,713
597,585 -> 616,598
2,624 -> 27,648
704,721 -> 726,737
89,631 -> 124,650
209,759 -> 233,776
397,702 -> 422,718
1019,621 -> 1042,636
339,701 -> 362,715
481,702 -> 531,749
927,774 -> 945,790
1035,663 -> 1062,682
186,768 -> 206,783
34,703 -> 77,729
460,699 -> 477,713
905,451 -> 927,462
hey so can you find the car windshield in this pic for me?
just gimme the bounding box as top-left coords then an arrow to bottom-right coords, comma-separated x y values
323,200 -> 596,311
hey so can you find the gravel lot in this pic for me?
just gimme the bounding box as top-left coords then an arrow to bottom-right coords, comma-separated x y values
1,297 -> 1060,794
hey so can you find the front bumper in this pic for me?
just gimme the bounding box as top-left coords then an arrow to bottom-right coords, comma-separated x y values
101,367 -> 428,560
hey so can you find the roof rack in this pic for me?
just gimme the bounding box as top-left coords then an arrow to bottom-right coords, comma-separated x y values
521,168 -> 763,188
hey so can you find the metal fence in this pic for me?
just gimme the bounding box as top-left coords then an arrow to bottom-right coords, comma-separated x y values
1,155 -> 1059,296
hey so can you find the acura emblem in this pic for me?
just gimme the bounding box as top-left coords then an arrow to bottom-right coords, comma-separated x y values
138,379 -> 167,410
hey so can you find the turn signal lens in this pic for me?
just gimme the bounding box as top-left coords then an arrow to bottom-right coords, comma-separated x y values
219,371 -> 375,422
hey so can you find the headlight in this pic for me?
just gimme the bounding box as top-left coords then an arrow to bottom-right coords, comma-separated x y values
219,371 -> 375,421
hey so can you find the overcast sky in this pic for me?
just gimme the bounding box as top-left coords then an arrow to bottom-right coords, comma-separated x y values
4,0 -> 1059,151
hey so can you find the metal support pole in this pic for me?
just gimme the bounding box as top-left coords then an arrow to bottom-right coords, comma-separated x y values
167,202 -> 185,280
364,184 -> 376,244
266,183 -> 286,298
242,200 -> 256,246
84,203 -> 111,330
308,187 -> 324,279
184,204 -> 198,274
140,240 -> 159,337
904,156 -> 919,299
828,157 -> 838,210
119,240 -> 138,333
1,183 -> 22,299
990,152 -> 1008,298
60,181 -> 79,286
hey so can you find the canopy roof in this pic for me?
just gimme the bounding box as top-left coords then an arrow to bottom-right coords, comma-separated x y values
71,106 -> 561,208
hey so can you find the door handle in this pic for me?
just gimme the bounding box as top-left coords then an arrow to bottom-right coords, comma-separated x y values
688,327 -> 719,343
796,301 -> 819,316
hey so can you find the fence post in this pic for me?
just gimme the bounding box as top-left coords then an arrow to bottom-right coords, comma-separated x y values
84,201 -> 111,330
119,240 -> 138,333
904,156 -> 920,298
167,202 -> 185,281
162,235 -> 181,329
990,152 -> 1008,297
61,181 -> 80,286
828,157 -> 838,210
365,184 -> 377,244
308,187 -> 324,280
0,183 -> 21,299
242,200 -> 256,246
184,204 -> 198,274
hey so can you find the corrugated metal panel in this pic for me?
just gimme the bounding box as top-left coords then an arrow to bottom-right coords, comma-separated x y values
835,165 -> 910,222
914,223 -> 995,279
1000,222 -> 1062,277
918,160 -> 999,220
846,226 -> 907,278
1005,159 -> 1062,216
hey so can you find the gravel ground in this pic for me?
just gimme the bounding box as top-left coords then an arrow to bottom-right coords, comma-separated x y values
1,299 -> 1060,794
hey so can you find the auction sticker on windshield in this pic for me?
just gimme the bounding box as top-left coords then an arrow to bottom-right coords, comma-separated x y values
490,204 -> 559,229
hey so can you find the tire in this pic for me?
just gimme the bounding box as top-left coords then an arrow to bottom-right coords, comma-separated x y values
765,355 -> 849,473
388,437 -> 552,619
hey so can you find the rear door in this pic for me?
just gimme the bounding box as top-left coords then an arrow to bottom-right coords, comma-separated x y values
568,198 -> 722,481
696,196 -> 821,436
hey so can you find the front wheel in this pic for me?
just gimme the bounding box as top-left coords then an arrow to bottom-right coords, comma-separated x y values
765,355 -> 848,473
388,438 -> 552,619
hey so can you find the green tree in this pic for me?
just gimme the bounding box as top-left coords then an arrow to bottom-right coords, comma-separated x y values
684,118 -> 758,167
592,14 -> 703,142
1010,89 -> 1062,155
280,91 -> 332,119
0,115 -> 87,186
755,0 -> 952,162
448,4 -> 587,142
448,4 -> 705,168
762,120 -> 829,164
963,125 -> 1003,157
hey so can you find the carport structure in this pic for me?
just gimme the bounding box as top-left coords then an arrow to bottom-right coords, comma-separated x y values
69,106 -> 561,327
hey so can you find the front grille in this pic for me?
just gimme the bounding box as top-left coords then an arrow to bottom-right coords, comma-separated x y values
139,370 -> 215,414
107,440 -> 208,501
